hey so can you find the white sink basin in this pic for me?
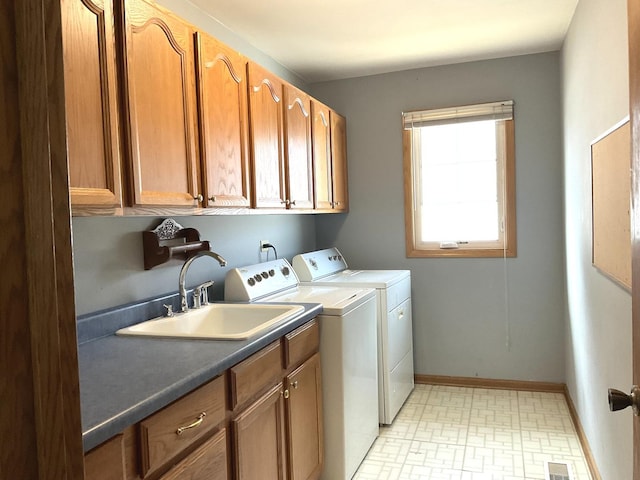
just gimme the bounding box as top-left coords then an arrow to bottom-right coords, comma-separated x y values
116,303 -> 304,340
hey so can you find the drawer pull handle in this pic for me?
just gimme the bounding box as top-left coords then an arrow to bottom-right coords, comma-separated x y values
176,412 -> 206,435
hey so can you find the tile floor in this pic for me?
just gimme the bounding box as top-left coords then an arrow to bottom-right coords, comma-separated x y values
354,384 -> 592,480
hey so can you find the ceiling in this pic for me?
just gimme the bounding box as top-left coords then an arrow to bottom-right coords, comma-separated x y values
189,0 -> 579,83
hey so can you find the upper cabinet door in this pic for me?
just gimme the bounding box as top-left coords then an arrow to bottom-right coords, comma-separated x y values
283,85 -> 313,210
247,62 -> 286,209
63,0 -> 122,210
310,100 -> 332,211
121,0 -> 199,207
330,111 -> 349,212
195,32 -> 251,208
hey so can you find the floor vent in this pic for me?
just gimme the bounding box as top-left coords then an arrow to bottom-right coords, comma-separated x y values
545,461 -> 573,480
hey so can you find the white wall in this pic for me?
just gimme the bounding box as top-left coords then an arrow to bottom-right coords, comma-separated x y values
561,0 -> 632,477
311,52 -> 566,383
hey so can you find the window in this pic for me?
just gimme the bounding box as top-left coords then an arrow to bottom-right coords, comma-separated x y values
402,100 -> 516,258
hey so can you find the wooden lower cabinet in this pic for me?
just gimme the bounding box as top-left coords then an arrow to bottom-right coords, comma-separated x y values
160,428 -> 229,480
84,434 -> 126,480
232,383 -> 287,480
83,320 -> 322,480
286,353 -> 323,480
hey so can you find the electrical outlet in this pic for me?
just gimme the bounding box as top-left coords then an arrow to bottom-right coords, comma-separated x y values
260,240 -> 269,252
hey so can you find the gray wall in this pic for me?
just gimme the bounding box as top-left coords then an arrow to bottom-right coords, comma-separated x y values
310,52 -> 566,383
72,215 -> 316,315
561,0 -> 632,477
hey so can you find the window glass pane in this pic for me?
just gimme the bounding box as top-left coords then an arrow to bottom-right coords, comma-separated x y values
418,120 -> 499,242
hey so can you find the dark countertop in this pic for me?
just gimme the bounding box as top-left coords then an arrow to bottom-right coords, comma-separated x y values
78,302 -> 323,452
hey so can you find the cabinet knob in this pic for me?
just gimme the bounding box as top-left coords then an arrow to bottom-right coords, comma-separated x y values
283,389 -> 290,399
292,381 -> 299,389
290,200 -> 296,206
208,196 -> 216,203
194,194 -> 203,202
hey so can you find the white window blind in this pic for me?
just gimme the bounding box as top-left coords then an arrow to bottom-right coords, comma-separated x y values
403,100 -> 514,129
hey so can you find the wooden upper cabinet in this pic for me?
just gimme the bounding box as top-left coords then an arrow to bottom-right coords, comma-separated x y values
121,0 -> 200,207
330,111 -> 349,212
195,32 -> 251,208
247,62 -> 286,209
311,100 -> 333,210
62,0 -> 122,210
283,85 -> 314,210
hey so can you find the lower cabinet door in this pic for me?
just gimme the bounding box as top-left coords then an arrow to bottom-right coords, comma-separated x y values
286,353 -> 323,480
160,428 -> 229,480
232,383 -> 287,480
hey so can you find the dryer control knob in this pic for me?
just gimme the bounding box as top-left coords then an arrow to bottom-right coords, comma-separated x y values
281,266 -> 290,276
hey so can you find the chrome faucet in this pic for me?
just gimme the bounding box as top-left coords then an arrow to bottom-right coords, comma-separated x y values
178,251 -> 228,312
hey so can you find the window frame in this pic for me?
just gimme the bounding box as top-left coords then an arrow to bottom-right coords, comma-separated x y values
402,105 -> 517,258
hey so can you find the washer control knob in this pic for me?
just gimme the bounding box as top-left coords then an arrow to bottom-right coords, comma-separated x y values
254,274 -> 262,282
248,278 -> 255,287
281,266 -> 290,276
261,271 -> 269,279
269,269 -> 275,277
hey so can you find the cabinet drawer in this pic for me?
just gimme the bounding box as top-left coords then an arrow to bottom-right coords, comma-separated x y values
230,340 -> 282,409
84,434 -> 125,480
140,375 -> 226,477
160,428 -> 229,480
284,319 -> 319,369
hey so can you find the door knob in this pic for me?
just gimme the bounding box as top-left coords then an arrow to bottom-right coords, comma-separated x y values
608,386 -> 640,415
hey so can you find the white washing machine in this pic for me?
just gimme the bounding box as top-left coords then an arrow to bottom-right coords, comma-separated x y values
293,247 -> 414,425
225,258 -> 378,480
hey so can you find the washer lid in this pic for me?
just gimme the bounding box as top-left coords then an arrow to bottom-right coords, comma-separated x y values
301,269 -> 411,289
263,285 -> 375,316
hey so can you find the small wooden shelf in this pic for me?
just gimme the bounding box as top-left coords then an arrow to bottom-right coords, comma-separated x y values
143,219 -> 210,270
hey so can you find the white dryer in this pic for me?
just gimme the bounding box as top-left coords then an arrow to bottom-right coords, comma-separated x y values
293,247 -> 414,425
225,258 -> 378,480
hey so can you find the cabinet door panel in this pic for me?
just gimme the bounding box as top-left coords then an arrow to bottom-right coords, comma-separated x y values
286,353 -> 323,480
232,383 -> 287,480
330,111 -> 349,211
247,62 -> 286,209
284,85 -> 313,209
63,0 -> 122,208
311,101 -> 332,210
196,32 -> 250,207
122,0 -> 199,207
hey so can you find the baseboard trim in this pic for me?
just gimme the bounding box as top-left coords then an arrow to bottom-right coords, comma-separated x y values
563,384 -> 602,480
414,374 -> 565,392
414,374 -> 601,480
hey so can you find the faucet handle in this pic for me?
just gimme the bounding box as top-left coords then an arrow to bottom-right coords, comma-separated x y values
163,304 -> 174,317
193,280 -> 214,309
